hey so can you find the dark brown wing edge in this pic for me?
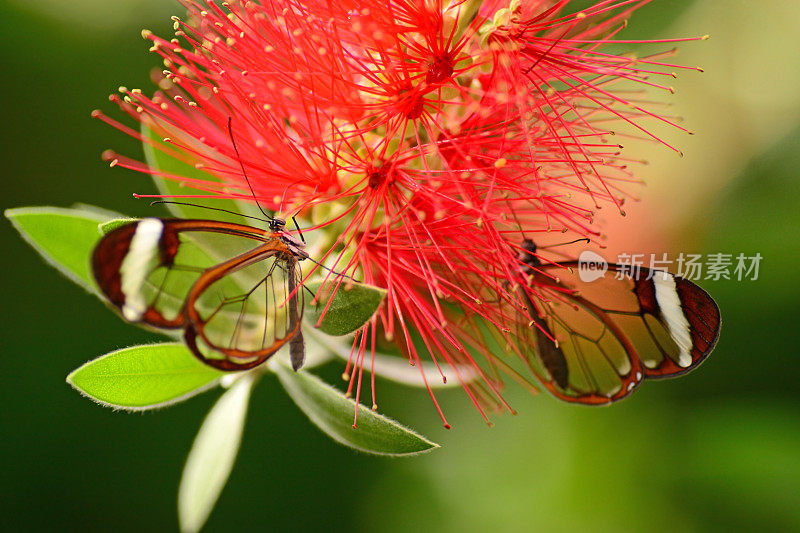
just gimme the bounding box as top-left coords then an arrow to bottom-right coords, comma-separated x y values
92,218 -> 304,371
182,246 -> 304,371
645,275 -> 721,379
92,222 -> 138,315
518,288 -> 644,406
92,218 -> 272,328
553,261 -> 722,379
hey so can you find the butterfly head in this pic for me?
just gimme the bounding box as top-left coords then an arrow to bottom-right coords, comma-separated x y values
270,217 -> 307,259
269,217 -> 286,233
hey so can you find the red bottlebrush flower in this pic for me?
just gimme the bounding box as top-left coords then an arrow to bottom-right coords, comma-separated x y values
94,0 -> 705,426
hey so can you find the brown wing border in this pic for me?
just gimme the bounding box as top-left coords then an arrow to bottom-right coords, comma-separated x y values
519,261 -> 721,404
92,219 -> 303,371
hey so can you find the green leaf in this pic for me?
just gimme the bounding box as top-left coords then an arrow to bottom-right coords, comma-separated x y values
142,124 -> 256,223
70,202 -> 127,220
66,343 -> 224,410
141,125 -> 268,276
179,374 -> 255,533
5,206 -> 112,292
99,217 -> 138,235
275,364 -> 438,456
304,281 -> 386,336
300,328 -> 335,369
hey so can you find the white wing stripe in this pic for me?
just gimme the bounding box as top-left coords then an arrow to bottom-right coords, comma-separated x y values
653,273 -> 693,367
120,218 -> 163,321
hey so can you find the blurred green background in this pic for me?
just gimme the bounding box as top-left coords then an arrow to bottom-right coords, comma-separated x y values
2,1 -> 799,531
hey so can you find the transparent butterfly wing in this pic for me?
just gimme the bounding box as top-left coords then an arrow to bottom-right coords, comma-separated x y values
518,283 -> 644,404
518,263 -> 720,404
184,250 -> 304,370
92,219 -> 304,370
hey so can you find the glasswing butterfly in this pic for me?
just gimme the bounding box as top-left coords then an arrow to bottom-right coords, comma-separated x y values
92,215 -> 310,371
516,239 -> 721,404
92,117 -> 319,372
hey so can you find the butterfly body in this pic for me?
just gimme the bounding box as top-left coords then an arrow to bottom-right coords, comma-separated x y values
93,217 -> 308,371
517,239 -> 721,404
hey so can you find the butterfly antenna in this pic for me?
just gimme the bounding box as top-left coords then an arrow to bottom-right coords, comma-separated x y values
227,117 -> 273,221
291,215 -> 305,243
276,182 -> 305,242
147,200 -> 271,224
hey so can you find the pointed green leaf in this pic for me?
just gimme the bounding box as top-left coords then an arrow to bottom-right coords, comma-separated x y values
5,206 -> 113,292
67,343 -> 224,410
275,364 -> 438,456
178,374 -> 255,533
70,203 -> 127,220
99,217 -> 139,234
304,281 -> 386,336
